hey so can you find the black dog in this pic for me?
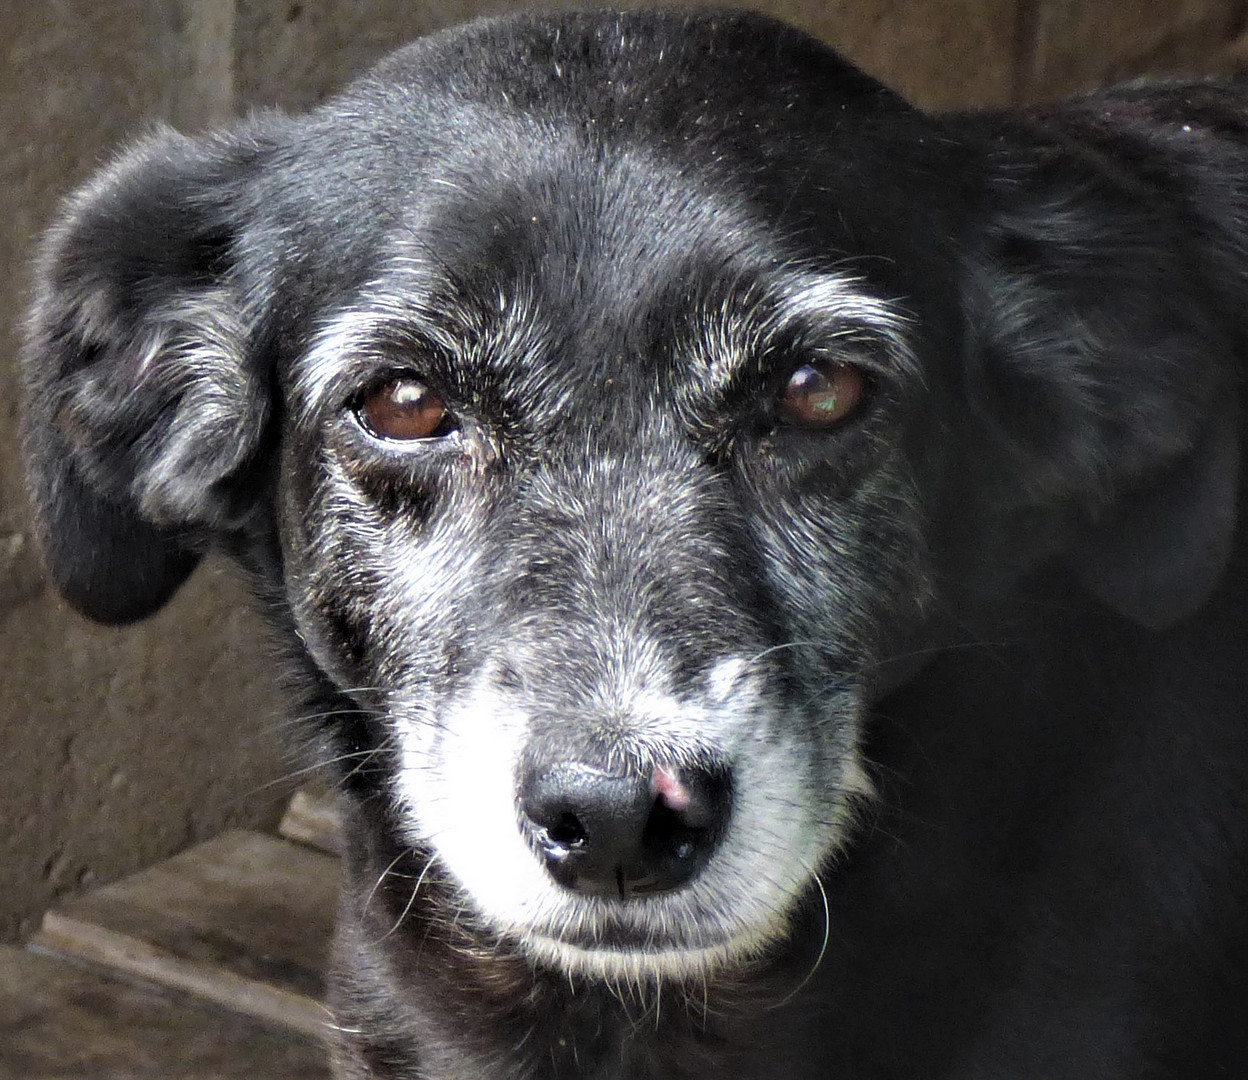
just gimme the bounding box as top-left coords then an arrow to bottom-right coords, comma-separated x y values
22,10 -> 1247,1078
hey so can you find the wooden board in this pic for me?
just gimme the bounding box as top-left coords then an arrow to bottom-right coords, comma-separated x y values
31,830 -> 339,1039
0,946 -> 329,1079
280,786 -> 343,856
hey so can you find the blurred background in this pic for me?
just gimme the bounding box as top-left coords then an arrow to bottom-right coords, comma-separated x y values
2,0 -> 1246,946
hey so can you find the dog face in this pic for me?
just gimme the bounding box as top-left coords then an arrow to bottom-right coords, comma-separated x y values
282,155 -> 929,978
275,36 -> 950,980
22,10 -> 1240,992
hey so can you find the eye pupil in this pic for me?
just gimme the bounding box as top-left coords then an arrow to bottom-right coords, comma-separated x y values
357,377 -> 453,441
777,360 -> 865,429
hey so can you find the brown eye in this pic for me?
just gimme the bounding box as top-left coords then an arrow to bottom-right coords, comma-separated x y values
776,359 -> 866,429
356,377 -> 455,441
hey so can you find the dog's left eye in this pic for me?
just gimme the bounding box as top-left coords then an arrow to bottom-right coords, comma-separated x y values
776,359 -> 867,429
354,377 -> 457,442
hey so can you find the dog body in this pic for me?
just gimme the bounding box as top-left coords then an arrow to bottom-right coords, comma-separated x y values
21,11 -> 1248,1078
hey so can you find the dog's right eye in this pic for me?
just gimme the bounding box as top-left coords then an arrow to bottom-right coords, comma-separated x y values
354,377 -> 457,442
776,359 -> 868,430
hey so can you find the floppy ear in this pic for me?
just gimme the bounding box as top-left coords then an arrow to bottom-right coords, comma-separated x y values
962,88 -> 1243,628
21,126 -> 275,624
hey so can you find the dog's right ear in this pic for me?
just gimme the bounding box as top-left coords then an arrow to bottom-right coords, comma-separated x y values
22,126 -> 277,624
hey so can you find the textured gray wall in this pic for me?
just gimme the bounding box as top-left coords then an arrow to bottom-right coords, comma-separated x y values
2,0 -> 1245,942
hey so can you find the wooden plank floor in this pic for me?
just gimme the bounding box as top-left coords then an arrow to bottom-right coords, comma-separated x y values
0,791 -> 342,1078
0,947 -> 330,1079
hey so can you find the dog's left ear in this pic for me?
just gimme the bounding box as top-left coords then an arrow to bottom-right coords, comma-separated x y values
962,95 -> 1242,628
22,124 -> 278,624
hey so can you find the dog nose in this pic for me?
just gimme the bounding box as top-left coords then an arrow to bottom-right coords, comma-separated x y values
518,762 -> 730,899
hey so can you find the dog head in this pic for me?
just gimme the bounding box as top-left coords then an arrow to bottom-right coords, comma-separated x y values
22,11 -> 1240,984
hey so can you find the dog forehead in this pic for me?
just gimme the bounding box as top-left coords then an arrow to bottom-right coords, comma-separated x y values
381,139 -> 777,355
287,155 -> 910,435
291,7 -> 961,271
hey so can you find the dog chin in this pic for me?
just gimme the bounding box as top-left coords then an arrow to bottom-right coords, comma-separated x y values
515,919 -> 782,984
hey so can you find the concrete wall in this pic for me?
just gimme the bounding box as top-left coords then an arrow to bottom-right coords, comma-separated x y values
2,0 -> 1245,942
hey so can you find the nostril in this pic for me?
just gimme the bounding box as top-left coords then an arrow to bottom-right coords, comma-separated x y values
642,798 -> 700,860
643,765 -> 729,860
519,762 -> 652,863
518,760 -> 732,899
545,812 -> 588,851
